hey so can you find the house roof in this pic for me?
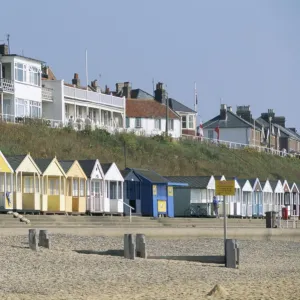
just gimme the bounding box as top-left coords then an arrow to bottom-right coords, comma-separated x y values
78,160 -> 97,177
132,168 -> 168,183
2,54 -> 44,63
168,98 -> 196,113
101,163 -> 113,175
121,169 -> 131,178
130,89 -> 154,100
34,159 -> 53,173
126,99 -> 179,119
203,111 -> 259,129
269,180 -> 280,191
59,160 -> 75,173
5,155 -> 27,171
164,176 -> 212,188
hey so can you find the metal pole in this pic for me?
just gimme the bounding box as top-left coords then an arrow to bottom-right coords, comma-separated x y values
165,89 -> 168,136
269,118 -> 271,151
223,195 -> 227,255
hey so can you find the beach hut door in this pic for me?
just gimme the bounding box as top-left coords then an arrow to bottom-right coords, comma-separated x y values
92,181 -> 101,211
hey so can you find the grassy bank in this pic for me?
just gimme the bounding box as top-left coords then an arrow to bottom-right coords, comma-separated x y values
1,122 -> 300,181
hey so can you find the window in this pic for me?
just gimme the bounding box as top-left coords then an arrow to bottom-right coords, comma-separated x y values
126,117 -> 130,128
154,119 -> 161,130
168,119 -> 174,131
135,118 -> 141,128
0,174 -> 4,192
28,66 -> 41,86
80,179 -> 85,197
35,176 -> 39,193
73,178 -> 79,197
87,180 -> 90,196
188,115 -> 194,129
61,178 -> 64,195
49,178 -> 59,195
15,99 -> 41,118
110,181 -> 117,199
24,177 -> 33,193
118,182 -> 122,199
106,181 -> 109,197
6,175 -> 12,193
182,116 -> 187,129
208,130 -> 214,139
15,63 -> 27,82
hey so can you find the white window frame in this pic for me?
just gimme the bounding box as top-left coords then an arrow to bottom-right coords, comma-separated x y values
188,115 -> 194,129
14,63 -> 27,82
80,179 -> 85,197
24,177 -> 33,193
73,178 -> 79,197
135,118 -> 142,128
168,119 -> 174,131
49,178 -> 59,195
154,119 -> 161,130
28,66 -> 41,86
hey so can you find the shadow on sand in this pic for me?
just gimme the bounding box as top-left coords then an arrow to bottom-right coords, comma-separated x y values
74,249 -> 124,257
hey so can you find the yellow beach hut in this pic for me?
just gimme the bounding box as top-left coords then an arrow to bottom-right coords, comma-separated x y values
6,154 -> 42,212
59,160 -> 87,214
34,157 -> 67,214
0,151 -> 14,211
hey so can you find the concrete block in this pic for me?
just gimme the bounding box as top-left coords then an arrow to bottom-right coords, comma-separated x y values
225,239 -> 239,268
39,230 -> 50,249
136,234 -> 147,259
17,214 -> 23,220
13,212 -> 19,218
28,229 -> 38,251
124,234 -> 135,260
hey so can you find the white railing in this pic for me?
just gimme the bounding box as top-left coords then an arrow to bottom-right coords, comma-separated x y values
0,78 -> 14,93
0,113 -> 15,123
42,87 -> 54,101
117,199 -> 134,223
64,86 -> 125,109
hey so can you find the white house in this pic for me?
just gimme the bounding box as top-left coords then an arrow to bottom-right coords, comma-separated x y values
41,72 -> 126,132
125,98 -> 181,138
0,44 -> 46,122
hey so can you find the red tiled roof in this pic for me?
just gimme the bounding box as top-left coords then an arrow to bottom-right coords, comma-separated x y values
126,99 -> 179,119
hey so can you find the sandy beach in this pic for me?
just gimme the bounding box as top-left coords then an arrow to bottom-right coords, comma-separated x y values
0,231 -> 299,300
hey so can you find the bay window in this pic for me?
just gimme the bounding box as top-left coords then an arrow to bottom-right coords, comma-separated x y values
188,115 -> 194,129
182,115 -> 195,129
29,66 -> 41,86
15,63 -> 27,82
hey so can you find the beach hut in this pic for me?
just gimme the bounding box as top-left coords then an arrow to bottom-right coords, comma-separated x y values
101,163 -> 124,215
269,180 -> 284,215
260,180 -> 274,214
282,180 -> 292,216
237,179 -> 253,217
34,157 -> 67,214
290,183 -> 299,216
164,176 -> 217,217
131,168 -> 179,218
6,154 -> 42,212
226,177 -> 242,217
0,151 -> 14,211
121,169 -> 142,215
249,178 -> 263,217
59,160 -> 87,214
78,160 -> 105,215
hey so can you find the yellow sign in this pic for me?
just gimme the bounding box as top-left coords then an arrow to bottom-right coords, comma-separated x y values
215,180 -> 235,196
157,200 -> 166,213
168,186 -> 173,196
153,185 -> 157,196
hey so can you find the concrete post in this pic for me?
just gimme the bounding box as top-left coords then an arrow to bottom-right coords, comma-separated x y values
124,234 -> 135,260
136,234 -> 147,259
28,229 -> 38,251
39,230 -> 51,249
225,239 -> 239,268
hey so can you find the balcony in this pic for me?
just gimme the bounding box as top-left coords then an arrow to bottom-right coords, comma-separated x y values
0,78 -> 14,93
42,87 -> 54,102
64,85 -> 125,109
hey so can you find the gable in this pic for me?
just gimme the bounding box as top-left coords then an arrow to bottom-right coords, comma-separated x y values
104,163 -> 124,182
291,183 -> 299,193
242,180 -> 253,192
274,181 -> 284,193
17,155 -> 41,174
253,180 -> 262,192
282,181 -> 290,193
262,181 -> 273,193
66,161 -> 87,179
91,160 -> 104,180
43,159 -> 66,177
0,152 -> 13,173
123,171 -> 140,182
207,176 -> 215,189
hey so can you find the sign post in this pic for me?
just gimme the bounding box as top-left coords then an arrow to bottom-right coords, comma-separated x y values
215,180 -> 235,255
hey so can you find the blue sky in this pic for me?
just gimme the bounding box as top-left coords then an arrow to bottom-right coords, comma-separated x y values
2,0 -> 300,127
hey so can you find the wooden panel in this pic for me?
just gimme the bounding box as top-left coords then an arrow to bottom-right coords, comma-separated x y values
22,193 -> 35,210
17,156 -> 39,173
65,196 -> 72,212
72,197 -> 79,212
67,162 -> 86,179
43,161 -> 64,177
0,154 -> 12,173
48,195 -> 60,211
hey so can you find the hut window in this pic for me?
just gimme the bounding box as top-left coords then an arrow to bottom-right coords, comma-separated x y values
0,174 -> 4,192
61,178 -> 64,194
35,176 -> 39,193
49,179 -> 59,195
80,179 -> 85,196
118,182 -> 122,199
110,182 -> 117,199
73,179 -> 79,197
6,175 -> 12,192
24,177 -> 33,193
86,180 -> 90,196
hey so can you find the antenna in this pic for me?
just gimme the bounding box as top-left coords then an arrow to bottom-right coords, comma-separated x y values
6,34 -> 10,54
152,78 -> 155,96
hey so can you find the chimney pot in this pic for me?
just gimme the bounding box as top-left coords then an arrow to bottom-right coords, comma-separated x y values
0,44 -> 9,55
72,73 -> 80,87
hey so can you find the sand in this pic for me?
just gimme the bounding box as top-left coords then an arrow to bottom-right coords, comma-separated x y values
0,233 -> 300,299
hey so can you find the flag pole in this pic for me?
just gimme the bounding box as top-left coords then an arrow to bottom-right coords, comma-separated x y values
253,118 -> 256,147
194,82 -> 197,114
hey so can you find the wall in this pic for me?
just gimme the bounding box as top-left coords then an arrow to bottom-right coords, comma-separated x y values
203,127 -> 251,144
42,80 -> 64,121
127,117 -> 181,138
173,187 -> 190,217
249,129 -> 261,146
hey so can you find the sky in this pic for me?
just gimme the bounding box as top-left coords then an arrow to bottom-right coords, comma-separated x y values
1,0 -> 300,127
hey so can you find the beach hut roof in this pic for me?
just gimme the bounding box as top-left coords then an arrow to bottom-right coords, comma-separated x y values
59,160 -> 75,173
164,176 -> 212,188
34,158 -> 53,173
101,163 -> 113,175
79,160 -> 98,178
6,155 -> 27,171
132,168 -> 168,184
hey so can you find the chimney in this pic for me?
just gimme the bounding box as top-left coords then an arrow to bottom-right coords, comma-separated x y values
0,44 -> 9,55
91,79 -> 101,93
227,106 -> 233,112
105,85 -> 110,94
123,82 -> 131,98
115,82 -> 124,94
273,116 -> 286,128
72,73 -> 80,87
154,82 -> 167,104
236,105 -> 252,123
261,109 -> 275,122
220,104 -> 227,120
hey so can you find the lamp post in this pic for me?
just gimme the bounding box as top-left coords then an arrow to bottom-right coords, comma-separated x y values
268,115 -> 272,151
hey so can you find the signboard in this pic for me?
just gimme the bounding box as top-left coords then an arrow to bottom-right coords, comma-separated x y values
215,180 -> 235,196
157,200 -> 167,213
153,185 -> 157,196
168,186 -> 173,196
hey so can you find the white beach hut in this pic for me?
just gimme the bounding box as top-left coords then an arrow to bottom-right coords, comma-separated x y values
290,183 -> 300,216
249,178 -> 263,217
237,179 -> 253,217
269,180 -> 284,216
260,180 -> 273,214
